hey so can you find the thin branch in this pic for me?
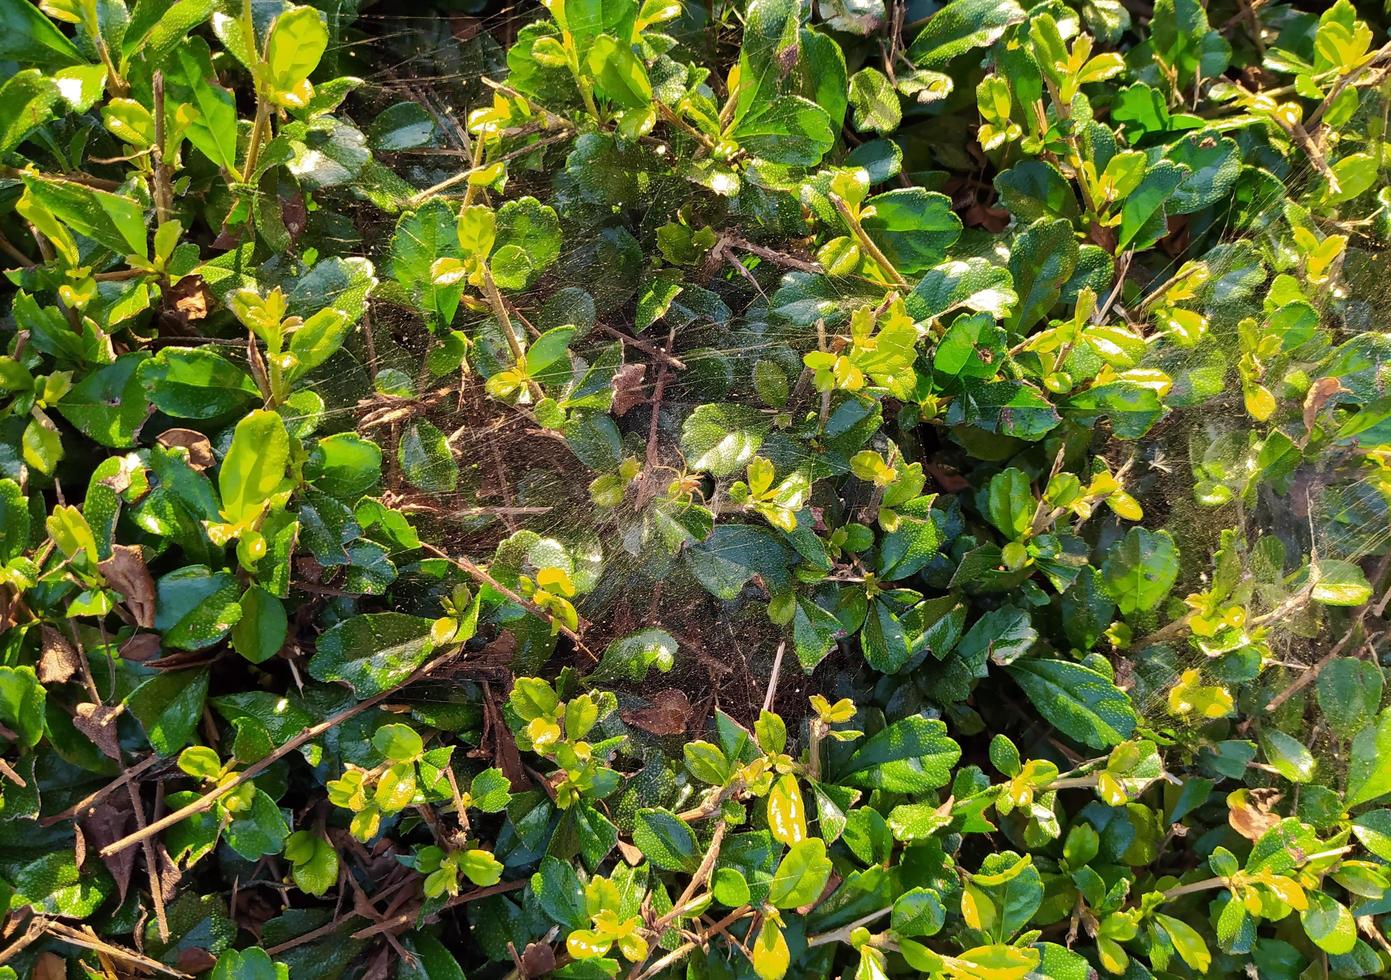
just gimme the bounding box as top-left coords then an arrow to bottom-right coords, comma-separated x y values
39,754 -> 161,827
99,651 -> 461,857
350,879 -> 527,941
418,542 -> 594,650
595,323 -> 687,370
806,907 -> 893,947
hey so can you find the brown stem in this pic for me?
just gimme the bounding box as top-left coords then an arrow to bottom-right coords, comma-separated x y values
417,542 -> 594,650
99,651 -> 461,857
350,879 -> 527,941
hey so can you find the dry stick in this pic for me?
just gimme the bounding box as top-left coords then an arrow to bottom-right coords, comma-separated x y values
417,542 -> 594,649
151,72 -> 172,227
481,267 -> 545,403
40,754 -> 161,827
761,640 -> 786,714
1264,554 -> 1391,714
0,917 -> 44,966
806,907 -> 893,948
595,322 -> 687,370
723,235 -> 822,274
350,879 -> 527,941
0,758 -> 25,788
44,920 -> 192,978
125,768 -> 170,942
652,821 -> 729,934
635,326 -> 677,510
100,652 -> 459,858
1308,43 -> 1391,132
406,130 -> 573,205
830,195 -> 906,287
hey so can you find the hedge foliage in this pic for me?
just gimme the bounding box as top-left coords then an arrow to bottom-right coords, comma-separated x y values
1,0 -> 1391,977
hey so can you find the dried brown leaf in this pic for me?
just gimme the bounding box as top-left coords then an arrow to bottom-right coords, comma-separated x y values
81,802 -> 137,904
1228,788 -> 1282,842
621,689 -> 692,735
38,625 -> 80,685
31,951 -> 65,980
120,633 -> 162,662
157,428 -> 215,471
74,702 -> 124,761
611,362 -> 648,417
98,544 -> 156,628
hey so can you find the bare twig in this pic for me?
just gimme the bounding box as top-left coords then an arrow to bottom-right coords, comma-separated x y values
100,651 -> 461,857
418,542 -> 594,650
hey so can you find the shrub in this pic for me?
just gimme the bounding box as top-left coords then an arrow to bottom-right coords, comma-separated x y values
1,0 -> 1390,977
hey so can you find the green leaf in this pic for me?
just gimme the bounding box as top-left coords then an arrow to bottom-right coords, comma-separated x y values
1156,913 -> 1213,972
633,808 -> 699,871
367,102 -> 438,151
591,628 -> 677,682
768,838 -> 832,908
127,668 -> 210,756
0,666 -> 45,749
1117,161 -> 1183,251
910,259 -> 1017,322
994,161 -> 1079,222
532,855 -> 588,930
1259,728 -> 1316,784
0,1 -> 83,69
1318,658 -> 1383,739
496,196 -> 563,279
1300,891 -> 1356,955
308,433 -> 382,500
264,5 -> 328,106
231,587 -> 288,664
212,948 -> 288,980
9,852 -> 112,917
225,788 -> 290,860
138,347 -> 260,419
167,39 -> 239,171
307,613 -> 436,697
680,404 -> 772,477
155,566 -> 243,651
1310,559 -> 1373,606
842,715 -> 960,792
847,68 -> 901,134
1005,659 -> 1138,749
731,94 -> 835,167
1346,709 -> 1391,808
221,409 -> 292,525
1007,218 -> 1078,333
861,189 -> 962,276
686,524 -> 793,600
588,33 -> 653,108
56,353 -> 150,448
0,70 -> 59,157
1101,528 -> 1179,618
22,175 -> 148,259
398,420 -> 458,493
907,0 -> 1025,67
986,468 -> 1033,539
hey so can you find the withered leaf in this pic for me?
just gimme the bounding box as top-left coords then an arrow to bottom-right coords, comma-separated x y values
1228,787 -> 1282,842
156,428 -> 215,471
120,633 -> 162,662
611,362 -> 648,417
520,942 -> 557,977
621,689 -> 691,735
31,952 -> 65,980
74,703 -> 124,761
39,625 -> 81,685
81,802 -> 137,904
98,545 -> 156,628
